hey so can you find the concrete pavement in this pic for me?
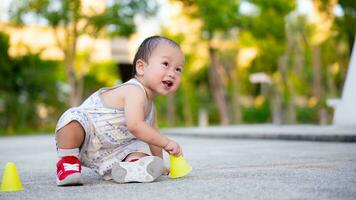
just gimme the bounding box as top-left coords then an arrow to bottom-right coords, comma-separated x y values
1,133 -> 356,200
162,125 -> 356,142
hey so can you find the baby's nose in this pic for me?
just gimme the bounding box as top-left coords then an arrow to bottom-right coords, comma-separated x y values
167,68 -> 176,78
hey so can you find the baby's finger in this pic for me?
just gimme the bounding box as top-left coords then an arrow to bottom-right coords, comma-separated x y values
173,149 -> 180,156
174,146 -> 181,156
168,149 -> 175,155
162,167 -> 169,175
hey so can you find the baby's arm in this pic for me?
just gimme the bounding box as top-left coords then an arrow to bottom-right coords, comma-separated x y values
149,110 -> 163,158
124,86 -> 181,155
150,107 -> 170,175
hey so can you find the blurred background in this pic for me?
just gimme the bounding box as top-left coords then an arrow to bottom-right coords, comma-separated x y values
0,0 -> 354,135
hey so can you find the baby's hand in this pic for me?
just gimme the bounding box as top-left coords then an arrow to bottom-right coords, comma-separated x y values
163,139 -> 181,156
162,167 -> 170,175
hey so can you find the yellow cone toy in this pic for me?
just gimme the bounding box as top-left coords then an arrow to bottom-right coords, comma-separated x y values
0,162 -> 24,192
169,155 -> 192,179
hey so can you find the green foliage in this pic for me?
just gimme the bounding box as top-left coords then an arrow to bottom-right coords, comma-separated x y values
83,60 -> 118,99
296,106 -> 318,123
10,0 -> 158,108
167,0 -> 353,126
178,0 -> 240,38
250,0 -> 296,15
10,0 -> 156,37
246,0 -> 296,71
327,0 -> 355,55
242,102 -> 271,123
196,0 -> 240,37
0,32 -> 65,135
244,0 -> 296,40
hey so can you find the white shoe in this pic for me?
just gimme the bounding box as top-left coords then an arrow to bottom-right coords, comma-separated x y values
112,156 -> 164,183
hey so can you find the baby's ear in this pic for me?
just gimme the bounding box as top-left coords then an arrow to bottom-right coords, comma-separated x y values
135,59 -> 146,76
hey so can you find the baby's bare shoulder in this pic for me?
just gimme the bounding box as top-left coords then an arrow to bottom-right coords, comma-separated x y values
121,84 -> 145,97
104,84 -> 142,96
100,84 -> 145,108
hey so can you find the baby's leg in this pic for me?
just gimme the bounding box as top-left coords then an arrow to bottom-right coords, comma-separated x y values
57,121 -> 85,149
124,152 -> 148,162
56,121 -> 85,186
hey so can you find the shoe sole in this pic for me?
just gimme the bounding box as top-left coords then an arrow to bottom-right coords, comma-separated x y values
56,173 -> 82,186
112,156 -> 163,183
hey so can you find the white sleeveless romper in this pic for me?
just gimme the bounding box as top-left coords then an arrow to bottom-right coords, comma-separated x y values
55,79 -> 153,180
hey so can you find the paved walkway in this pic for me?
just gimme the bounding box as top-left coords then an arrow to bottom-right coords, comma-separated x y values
162,125 -> 356,142
1,133 -> 356,200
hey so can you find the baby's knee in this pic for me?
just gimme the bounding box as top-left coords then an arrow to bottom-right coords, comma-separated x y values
58,121 -> 85,136
56,120 -> 85,148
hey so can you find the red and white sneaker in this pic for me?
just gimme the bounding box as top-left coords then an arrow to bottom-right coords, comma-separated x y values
56,156 -> 82,186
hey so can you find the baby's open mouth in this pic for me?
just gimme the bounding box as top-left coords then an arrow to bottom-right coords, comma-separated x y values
162,80 -> 173,88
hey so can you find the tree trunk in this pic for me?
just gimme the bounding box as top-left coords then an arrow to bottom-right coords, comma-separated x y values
278,55 -> 296,124
229,65 -> 242,124
285,77 -> 296,123
208,44 -> 230,125
312,46 -> 322,100
271,84 -> 283,125
312,45 -> 328,124
65,4 -> 83,107
326,64 -> 337,97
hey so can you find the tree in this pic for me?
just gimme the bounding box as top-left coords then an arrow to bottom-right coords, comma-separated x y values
326,0 -> 356,56
243,0 -> 296,124
10,0 -> 156,106
173,0 -> 241,125
309,0 -> 338,124
0,32 -> 64,134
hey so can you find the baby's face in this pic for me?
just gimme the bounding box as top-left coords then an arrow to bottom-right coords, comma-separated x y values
143,42 -> 184,96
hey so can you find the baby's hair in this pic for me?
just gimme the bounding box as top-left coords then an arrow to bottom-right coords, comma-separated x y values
132,36 -> 180,76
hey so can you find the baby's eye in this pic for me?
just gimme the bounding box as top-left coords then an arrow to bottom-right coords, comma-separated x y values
162,62 -> 169,67
175,67 -> 183,73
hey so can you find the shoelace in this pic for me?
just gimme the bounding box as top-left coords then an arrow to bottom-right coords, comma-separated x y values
63,163 -> 80,171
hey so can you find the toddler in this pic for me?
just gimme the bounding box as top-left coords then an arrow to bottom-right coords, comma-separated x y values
55,36 -> 184,186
